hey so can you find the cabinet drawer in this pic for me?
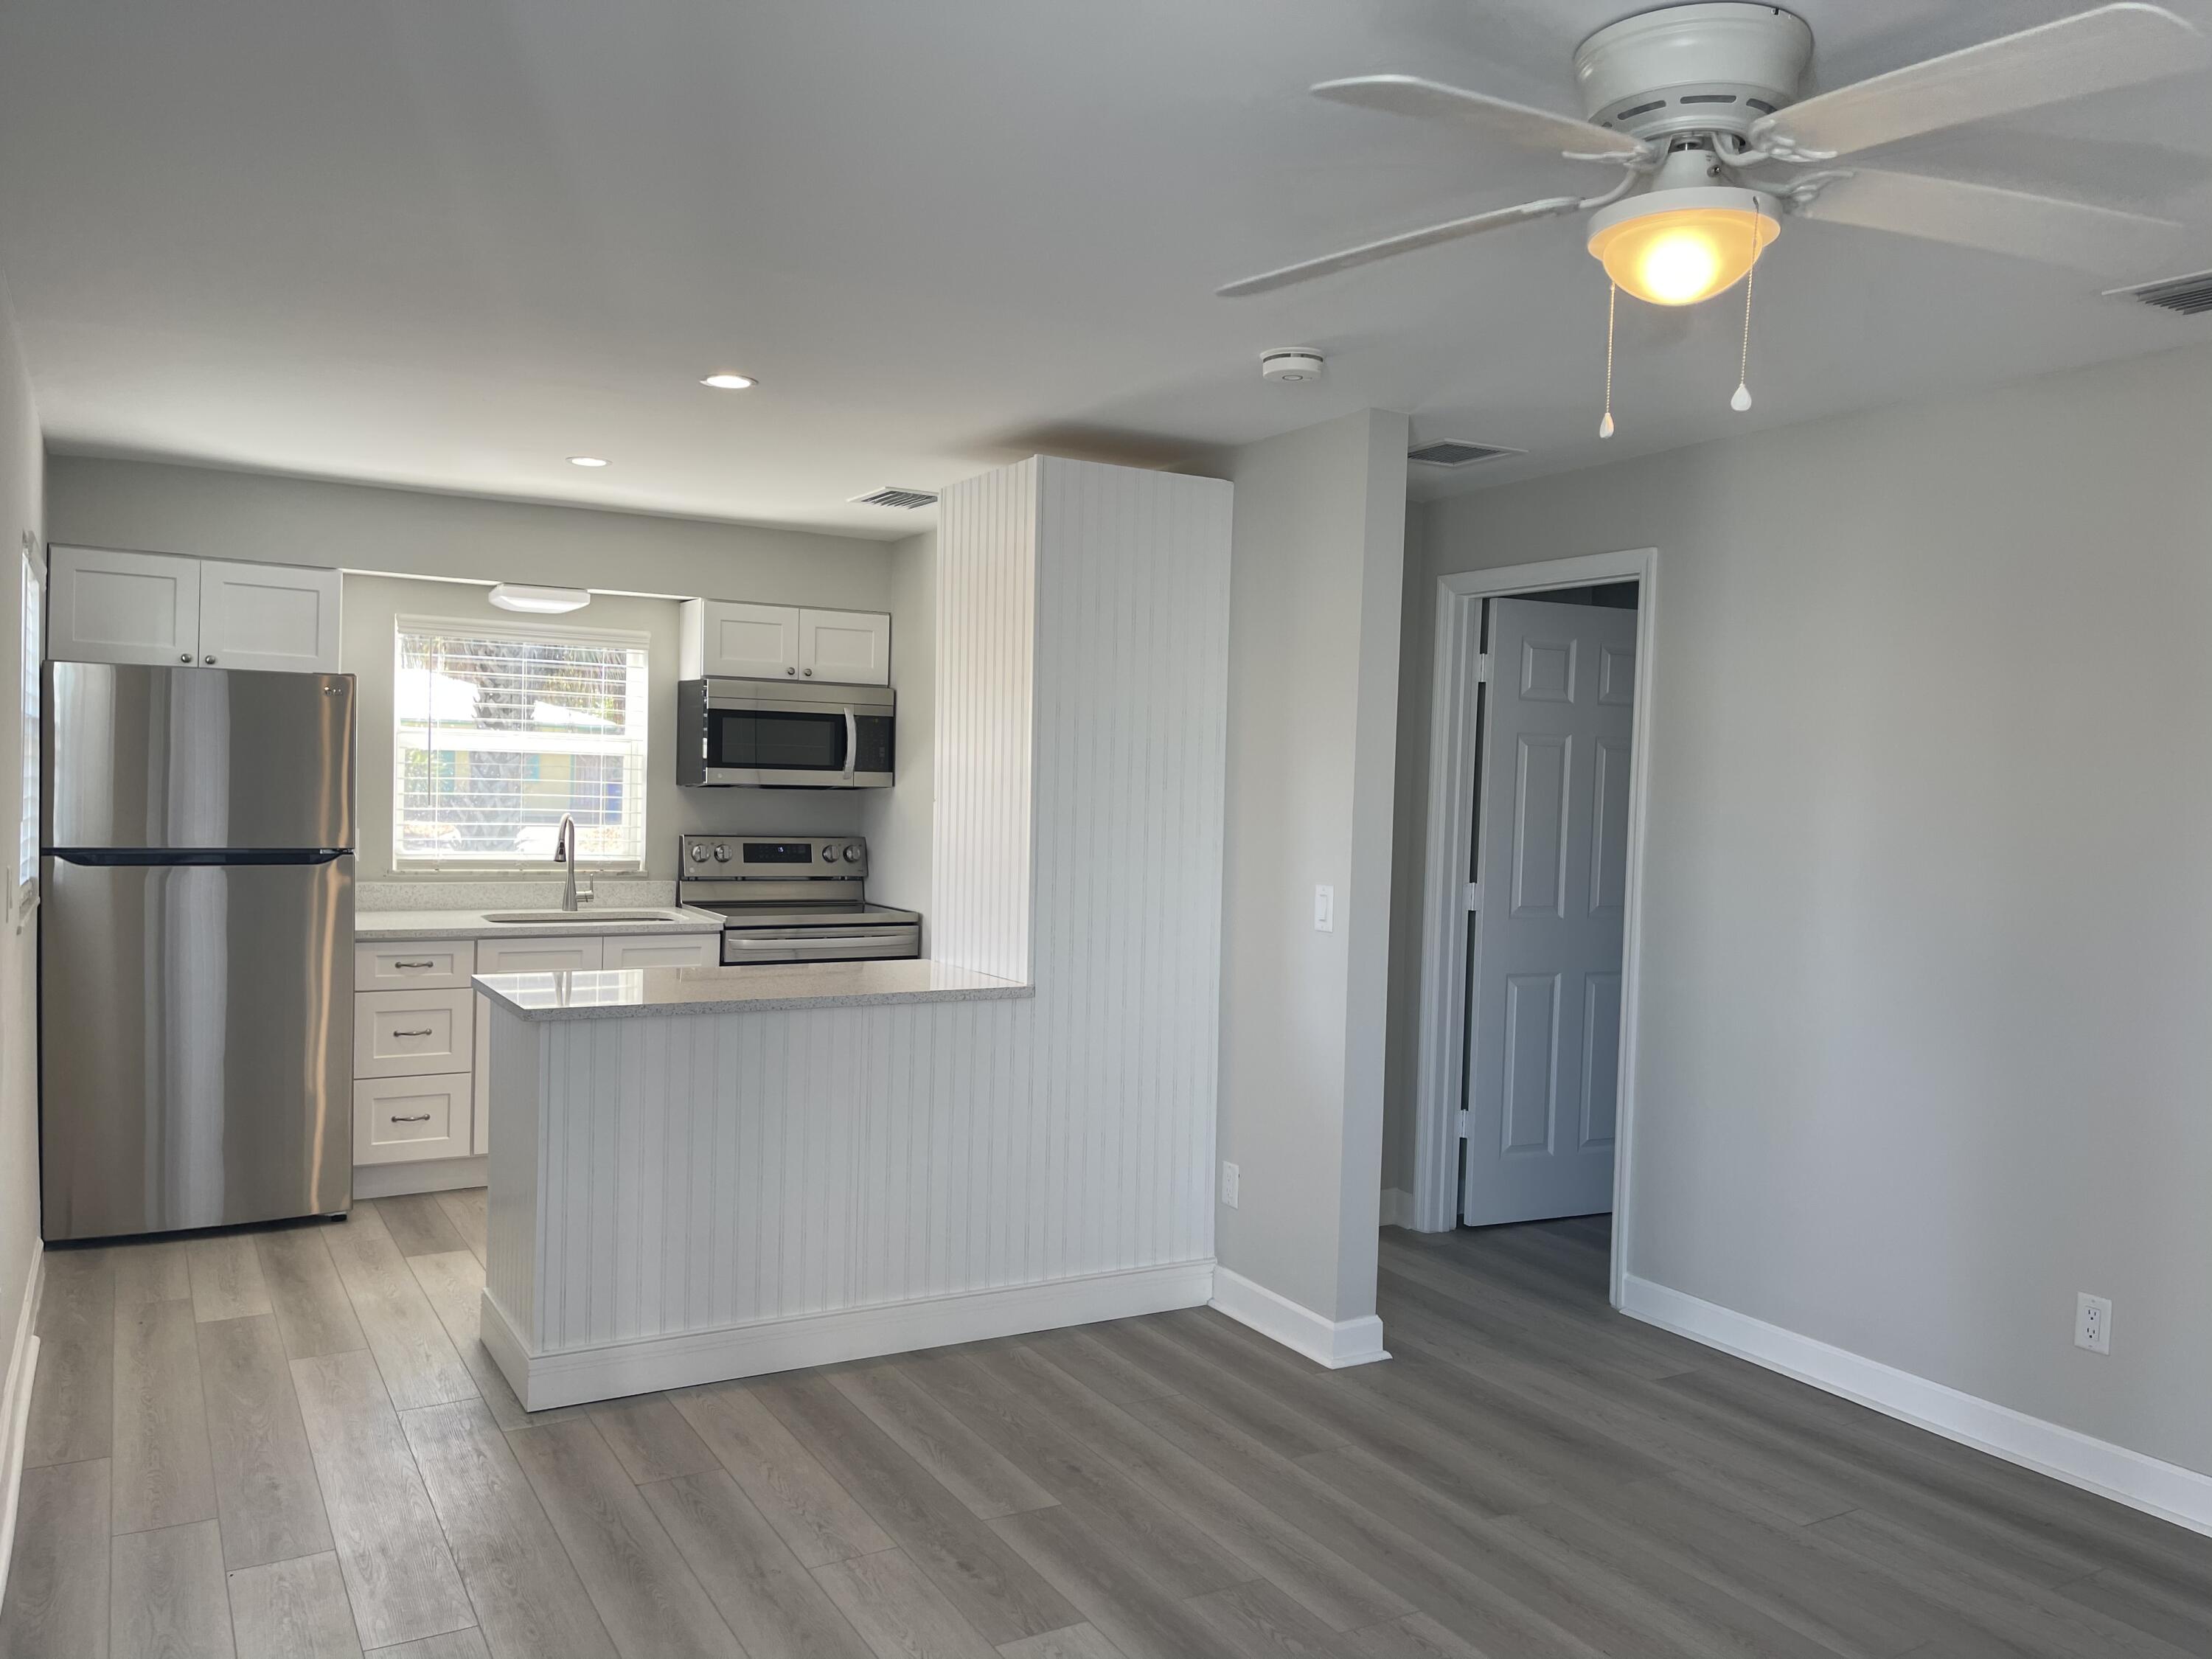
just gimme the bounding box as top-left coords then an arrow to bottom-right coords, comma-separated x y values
354,1074 -> 470,1164
355,939 -> 476,991
602,933 -> 717,969
355,987 -> 473,1077
473,935 -> 604,975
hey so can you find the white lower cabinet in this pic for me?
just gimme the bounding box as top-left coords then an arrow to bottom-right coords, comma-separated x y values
602,933 -> 717,969
355,987 -> 474,1077
354,1074 -> 470,1164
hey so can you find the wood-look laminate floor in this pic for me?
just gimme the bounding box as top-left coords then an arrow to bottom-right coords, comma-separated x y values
5,1204 -> 2205,1658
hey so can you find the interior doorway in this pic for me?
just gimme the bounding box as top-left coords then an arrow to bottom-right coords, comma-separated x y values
1411,549 -> 1657,1307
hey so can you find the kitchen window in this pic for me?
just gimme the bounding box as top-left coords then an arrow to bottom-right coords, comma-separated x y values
16,540 -> 39,923
393,618 -> 648,869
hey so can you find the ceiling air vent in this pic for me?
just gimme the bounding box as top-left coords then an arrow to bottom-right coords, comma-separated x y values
849,486 -> 939,509
1408,439 -> 1525,468
2107,269 -> 2212,316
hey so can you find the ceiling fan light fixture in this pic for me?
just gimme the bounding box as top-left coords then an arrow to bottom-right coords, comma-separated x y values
1586,188 -> 1780,306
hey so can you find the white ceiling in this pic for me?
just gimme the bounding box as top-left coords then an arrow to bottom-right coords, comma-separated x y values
1,0 -> 2208,538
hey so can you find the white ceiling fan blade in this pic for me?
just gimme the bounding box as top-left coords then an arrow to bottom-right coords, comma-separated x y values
1794,168 -> 2187,274
1752,4 -> 2210,160
1217,195 -> 1581,298
1312,75 -> 1649,161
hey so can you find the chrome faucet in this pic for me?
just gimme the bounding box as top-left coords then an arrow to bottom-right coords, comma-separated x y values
554,814 -> 580,912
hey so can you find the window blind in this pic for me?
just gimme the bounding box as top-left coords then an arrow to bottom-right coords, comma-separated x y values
392,618 -> 649,869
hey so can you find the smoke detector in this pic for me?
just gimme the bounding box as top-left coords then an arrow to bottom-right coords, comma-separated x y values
1261,349 -> 1326,383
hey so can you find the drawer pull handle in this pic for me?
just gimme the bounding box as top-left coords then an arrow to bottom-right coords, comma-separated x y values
393,960 -> 437,969
389,1113 -> 434,1124
392,1028 -> 435,1037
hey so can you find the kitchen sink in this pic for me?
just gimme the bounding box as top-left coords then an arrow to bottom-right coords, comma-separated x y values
482,909 -> 684,924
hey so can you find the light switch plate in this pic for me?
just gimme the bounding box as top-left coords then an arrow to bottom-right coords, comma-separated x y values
1313,885 -> 1335,932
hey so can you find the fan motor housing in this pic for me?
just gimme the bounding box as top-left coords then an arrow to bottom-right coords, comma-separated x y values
1573,3 -> 1812,142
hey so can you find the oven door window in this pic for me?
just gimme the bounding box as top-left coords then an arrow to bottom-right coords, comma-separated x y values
706,709 -> 847,773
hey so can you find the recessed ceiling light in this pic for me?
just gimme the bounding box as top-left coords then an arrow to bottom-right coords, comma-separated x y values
699,372 -> 757,390
490,584 -> 591,614
568,455 -> 609,468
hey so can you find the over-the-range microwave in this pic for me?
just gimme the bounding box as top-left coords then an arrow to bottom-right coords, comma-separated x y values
677,676 -> 894,788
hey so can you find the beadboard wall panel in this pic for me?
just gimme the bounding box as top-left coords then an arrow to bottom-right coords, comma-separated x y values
491,459 -> 1234,1361
931,458 -> 1036,982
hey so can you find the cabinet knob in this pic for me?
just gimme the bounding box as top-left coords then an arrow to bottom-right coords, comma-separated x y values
203,655 -> 217,665
803,667 -> 813,675
785,666 -> 796,675
180,653 -> 192,664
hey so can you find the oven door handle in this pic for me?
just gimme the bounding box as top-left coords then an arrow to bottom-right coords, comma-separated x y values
727,933 -> 914,950
844,707 -> 858,783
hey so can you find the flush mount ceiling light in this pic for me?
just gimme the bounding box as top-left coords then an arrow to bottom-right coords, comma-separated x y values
490,584 -> 591,614
567,455 -> 610,467
699,372 -> 757,390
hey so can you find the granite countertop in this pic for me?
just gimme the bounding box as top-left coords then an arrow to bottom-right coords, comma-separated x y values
474,959 -> 1033,1020
357,905 -> 726,941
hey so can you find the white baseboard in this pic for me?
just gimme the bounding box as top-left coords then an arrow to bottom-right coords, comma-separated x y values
0,1245 -> 45,1616
1210,1265 -> 1390,1370
1621,1273 -> 2212,1540
353,1155 -> 487,1199
1378,1187 -> 1416,1229
483,1258 -> 1217,1411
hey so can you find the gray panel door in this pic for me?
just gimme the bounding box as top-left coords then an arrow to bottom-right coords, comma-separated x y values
1464,598 -> 1636,1226
40,855 -> 353,1239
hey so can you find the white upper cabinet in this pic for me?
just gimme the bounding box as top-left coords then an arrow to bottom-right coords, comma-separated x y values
799,608 -> 890,684
680,598 -> 890,685
49,546 -> 201,667
49,546 -> 341,673
197,558 -> 342,672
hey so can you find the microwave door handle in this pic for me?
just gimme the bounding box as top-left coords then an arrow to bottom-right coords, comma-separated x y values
844,708 -> 858,782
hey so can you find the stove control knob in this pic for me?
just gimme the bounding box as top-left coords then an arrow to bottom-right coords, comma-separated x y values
841,844 -> 861,863
820,843 -> 837,862
712,844 -> 731,862
688,844 -> 709,863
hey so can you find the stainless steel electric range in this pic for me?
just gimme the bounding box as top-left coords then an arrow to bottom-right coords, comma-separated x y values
678,833 -> 920,965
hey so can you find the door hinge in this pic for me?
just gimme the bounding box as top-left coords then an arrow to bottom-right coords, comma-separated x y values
1456,1109 -> 1470,1141
1474,653 -> 1492,684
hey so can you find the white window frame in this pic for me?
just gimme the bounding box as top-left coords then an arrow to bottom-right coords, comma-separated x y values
391,614 -> 650,874
15,535 -> 41,931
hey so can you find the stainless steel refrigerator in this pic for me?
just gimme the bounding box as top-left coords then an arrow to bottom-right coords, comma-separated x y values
40,662 -> 356,1240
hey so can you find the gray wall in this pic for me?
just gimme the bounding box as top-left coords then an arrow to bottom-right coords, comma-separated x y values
860,528 -> 935,925
0,282 -> 38,1435
1394,341 -> 2212,1477
1217,408 -> 1408,1324
47,456 -> 914,882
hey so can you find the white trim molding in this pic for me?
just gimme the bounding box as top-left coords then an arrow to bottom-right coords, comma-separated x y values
0,1244 -> 44,1615
1211,1266 -> 1391,1370
1378,1187 -> 1416,1229
485,1259 -> 1216,1411
1623,1274 -> 2212,1539
1412,548 -> 1659,1315
352,1154 -> 487,1200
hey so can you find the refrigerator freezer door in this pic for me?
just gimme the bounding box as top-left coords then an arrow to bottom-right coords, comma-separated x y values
44,662 -> 355,851
40,854 -> 353,1239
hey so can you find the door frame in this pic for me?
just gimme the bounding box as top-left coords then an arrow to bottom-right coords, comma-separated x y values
1411,547 -> 1658,1309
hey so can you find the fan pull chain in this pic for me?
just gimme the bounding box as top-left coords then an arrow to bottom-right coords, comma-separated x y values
1599,282 -> 1618,439
1732,192 -> 1764,413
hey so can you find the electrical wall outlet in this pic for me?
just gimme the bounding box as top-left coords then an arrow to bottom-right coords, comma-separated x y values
1220,1161 -> 1239,1208
2076,1293 -> 2112,1355
1313,885 -> 1335,932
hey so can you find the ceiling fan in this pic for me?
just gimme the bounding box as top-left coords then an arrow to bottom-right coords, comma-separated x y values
1219,3 -> 2211,307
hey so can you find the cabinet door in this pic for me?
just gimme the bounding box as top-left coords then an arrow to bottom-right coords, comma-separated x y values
48,546 -> 201,666
684,599 -> 800,680
603,933 -> 717,969
198,559 -> 342,672
356,939 -> 474,992
473,935 -> 605,975
798,608 -> 891,685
